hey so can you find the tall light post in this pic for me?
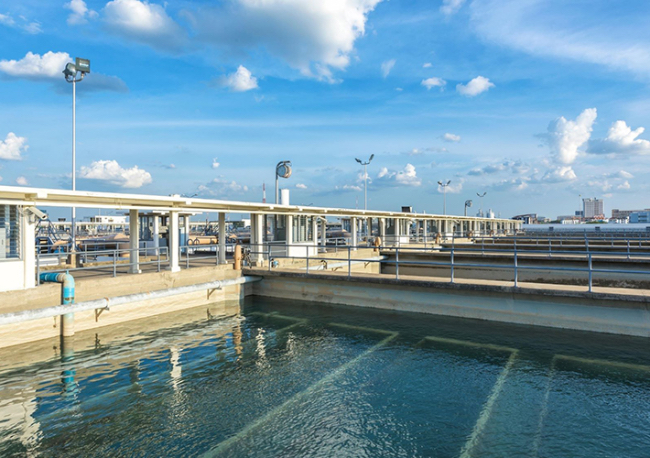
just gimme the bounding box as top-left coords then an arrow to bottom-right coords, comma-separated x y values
63,57 -> 90,253
438,180 -> 451,215
355,154 -> 374,211
275,161 -> 292,204
476,192 -> 487,217
464,199 -> 473,217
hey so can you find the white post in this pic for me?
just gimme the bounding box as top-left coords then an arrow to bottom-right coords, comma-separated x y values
311,216 -> 318,250
153,215 -> 160,250
169,211 -> 180,272
351,217 -> 358,251
71,78 -> 76,254
218,212 -> 226,264
23,212 -> 36,289
286,215 -> 293,256
423,219 -> 428,242
320,218 -> 327,250
252,213 -> 264,265
379,218 -> 386,241
129,209 -> 139,274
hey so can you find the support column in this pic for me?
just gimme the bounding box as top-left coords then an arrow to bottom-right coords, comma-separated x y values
351,217 -> 358,250
320,218 -> 327,250
129,209 -> 140,274
183,215 -> 190,247
169,211 -> 180,272
379,218 -> 386,242
153,215 -> 160,250
218,212 -> 226,265
423,220 -> 428,243
23,211 -> 36,289
252,213 -> 264,265
286,215 -> 293,256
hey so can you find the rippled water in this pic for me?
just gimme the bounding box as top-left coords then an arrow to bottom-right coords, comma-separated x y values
1,298 -> 649,457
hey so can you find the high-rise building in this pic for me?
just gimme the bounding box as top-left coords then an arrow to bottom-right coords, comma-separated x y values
583,197 -> 604,219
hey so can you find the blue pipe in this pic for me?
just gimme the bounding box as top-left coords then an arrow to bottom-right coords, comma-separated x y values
40,272 -> 75,337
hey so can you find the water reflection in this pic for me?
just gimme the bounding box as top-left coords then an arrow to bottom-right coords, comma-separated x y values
0,298 -> 649,457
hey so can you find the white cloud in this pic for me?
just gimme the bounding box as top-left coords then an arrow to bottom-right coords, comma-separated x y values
0,13 -> 41,34
212,158 -> 220,169
381,59 -> 396,78
376,163 -> 421,187
421,77 -> 446,90
79,160 -> 152,188
442,133 -> 461,142
219,66 -> 259,92
470,0 -> 650,78
198,177 -> 249,196
437,179 -> 463,193
395,87 -> 403,91
337,184 -> 362,192
440,0 -> 466,16
491,178 -> 528,191
295,183 -> 307,189
104,0 -> 187,51
422,62 -> 432,68
617,180 -> 631,190
0,51 -> 128,92
588,120 -> 650,156
456,76 -> 494,96
189,0 -> 382,81
0,51 -> 70,80
15,176 -> 28,186
0,133 -> 28,161
542,166 -> 577,183
543,108 -> 597,165
65,0 -> 98,25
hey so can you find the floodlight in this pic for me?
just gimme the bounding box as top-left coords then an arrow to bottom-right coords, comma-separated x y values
63,63 -> 77,79
75,57 -> 90,74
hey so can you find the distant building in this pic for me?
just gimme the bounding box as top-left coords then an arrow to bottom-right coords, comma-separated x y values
89,215 -> 128,224
513,213 -> 537,224
612,208 -> 650,219
630,211 -> 650,224
583,197 -> 604,219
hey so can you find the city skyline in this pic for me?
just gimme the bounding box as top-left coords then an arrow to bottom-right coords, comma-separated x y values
1,0 -> 649,218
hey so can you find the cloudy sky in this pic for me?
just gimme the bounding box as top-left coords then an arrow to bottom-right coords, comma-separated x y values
1,0 -> 650,218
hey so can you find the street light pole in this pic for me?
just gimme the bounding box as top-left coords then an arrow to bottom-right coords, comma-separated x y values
476,192 -> 487,217
438,180 -> 451,215
63,58 -> 90,254
275,161 -> 292,204
355,154 -> 374,210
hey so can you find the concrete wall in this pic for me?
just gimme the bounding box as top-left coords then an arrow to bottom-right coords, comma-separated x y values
0,265 -> 253,349
250,271 -> 650,337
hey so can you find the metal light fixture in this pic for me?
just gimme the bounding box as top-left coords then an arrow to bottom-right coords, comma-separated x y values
63,57 -> 90,254
275,161 -> 292,204
355,154 -> 374,211
438,180 -> 451,215
464,199 -> 473,217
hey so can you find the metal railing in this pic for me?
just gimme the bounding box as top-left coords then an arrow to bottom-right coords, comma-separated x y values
245,243 -> 650,293
36,246 -> 170,284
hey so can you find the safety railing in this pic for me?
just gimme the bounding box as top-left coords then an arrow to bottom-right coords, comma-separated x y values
179,242 -> 235,268
36,246 -> 170,284
245,243 -> 650,293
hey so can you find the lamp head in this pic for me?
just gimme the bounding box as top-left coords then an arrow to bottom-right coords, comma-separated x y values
63,62 -> 77,79
355,158 -> 362,164
465,200 -> 473,207
369,154 -> 374,162
437,181 -> 443,186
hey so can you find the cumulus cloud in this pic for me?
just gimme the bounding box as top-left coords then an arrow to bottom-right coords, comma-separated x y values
381,59 -> 396,78
470,0 -> 650,79
104,0 -> 187,52
490,178 -> 528,191
188,0 -> 382,81
295,183 -> 307,189
198,177 -> 249,197
421,77 -> 446,90
468,160 -> 530,176
66,0 -> 98,25
0,51 -> 128,93
219,66 -> 259,92
376,163 -> 421,187
542,108 -> 597,165
211,158 -> 220,169
589,120 -> 650,156
440,0 -> 466,16
542,166 -> 577,183
79,160 -> 152,188
442,133 -> 461,142
15,176 -> 28,186
617,180 -> 631,190
456,76 -> 494,96
0,133 -> 28,161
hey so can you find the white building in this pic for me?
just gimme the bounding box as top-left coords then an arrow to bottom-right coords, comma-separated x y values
583,198 -> 604,219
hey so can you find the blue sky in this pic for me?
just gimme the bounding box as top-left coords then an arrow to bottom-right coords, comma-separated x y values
1,0 -> 650,219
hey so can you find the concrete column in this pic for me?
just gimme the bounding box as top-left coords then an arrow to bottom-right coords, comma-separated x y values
423,220 -> 428,243
286,215 -> 293,255
183,215 -> 190,246
129,209 -> 140,274
252,213 -> 264,265
379,218 -> 386,241
169,211 -> 180,272
23,212 -> 36,289
218,212 -> 226,264
351,216 -> 358,250
153,215 -> 160,250
320,218 -> 327,249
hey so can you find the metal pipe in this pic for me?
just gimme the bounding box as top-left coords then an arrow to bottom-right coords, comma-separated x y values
0,276 -> 261,326
40,272 -> 75,337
